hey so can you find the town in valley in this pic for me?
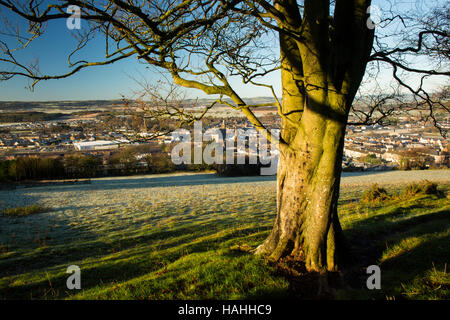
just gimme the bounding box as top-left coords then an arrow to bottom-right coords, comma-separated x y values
0,97 -> 448,182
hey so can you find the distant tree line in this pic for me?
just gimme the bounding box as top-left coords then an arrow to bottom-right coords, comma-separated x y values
0,147 -> 216,182
0,155 -> 106,182
0,157 -> 65,181
1,146 -> 447,182
0,153 -> 268,183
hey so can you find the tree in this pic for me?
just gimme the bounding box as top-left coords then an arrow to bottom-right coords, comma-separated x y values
64,154 -> 101,177
109,146 -> 139,172
144,152 -> 176,173
0,1 -> 448,273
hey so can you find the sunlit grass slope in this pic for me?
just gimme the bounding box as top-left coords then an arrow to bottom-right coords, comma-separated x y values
0,171 -> 448,300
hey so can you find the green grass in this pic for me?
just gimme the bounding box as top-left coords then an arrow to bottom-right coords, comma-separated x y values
337,185 -> 449,300
1,204 -> 50,216
0,175 -> 448,300
360,184 -> 390,203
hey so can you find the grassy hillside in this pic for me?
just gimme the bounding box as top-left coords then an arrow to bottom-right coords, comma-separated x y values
0,171 -> 448,300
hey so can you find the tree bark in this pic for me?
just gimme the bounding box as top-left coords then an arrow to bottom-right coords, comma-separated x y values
255,0 -> 373,273
256,105 -> 347,272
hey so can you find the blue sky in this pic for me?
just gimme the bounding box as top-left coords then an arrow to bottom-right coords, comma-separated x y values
0,0 -> 446,102
0,6 -> 282,102
0,16 -> 167,101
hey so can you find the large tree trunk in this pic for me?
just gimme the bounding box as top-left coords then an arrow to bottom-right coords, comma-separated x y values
256,105 -> 347,272
255,0 -> 373,272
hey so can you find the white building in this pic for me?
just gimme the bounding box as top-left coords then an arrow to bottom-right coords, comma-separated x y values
344,148 -> 368,159
73,140 -> 120,151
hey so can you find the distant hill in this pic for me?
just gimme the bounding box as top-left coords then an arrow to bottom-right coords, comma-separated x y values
0,97 -> 280,114
0,111 -> 65,123
0,100 -> 128,113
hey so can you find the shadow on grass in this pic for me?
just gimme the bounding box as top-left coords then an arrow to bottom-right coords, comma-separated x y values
341,205 -> 450,298
270,201 -> 449,300
346,207 -> 450,238
0,222 -> 272,299
42,173 -> 277,194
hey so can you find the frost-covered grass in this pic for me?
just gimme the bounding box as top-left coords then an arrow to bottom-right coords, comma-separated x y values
1,204 -> 50,217
0,170 -> 449,300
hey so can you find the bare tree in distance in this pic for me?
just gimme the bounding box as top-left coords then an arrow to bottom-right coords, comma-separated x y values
0,0 -> 448,274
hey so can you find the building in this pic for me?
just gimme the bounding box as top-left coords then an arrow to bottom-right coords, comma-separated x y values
73,140 -> 120,151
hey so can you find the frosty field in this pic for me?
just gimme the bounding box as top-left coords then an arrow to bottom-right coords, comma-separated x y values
0,170 -> 449,299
